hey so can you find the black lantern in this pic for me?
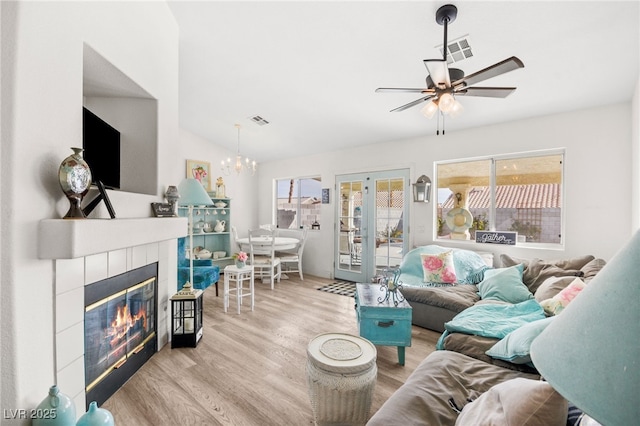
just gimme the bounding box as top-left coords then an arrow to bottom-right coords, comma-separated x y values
412,175 -> 431,203
170,282 -> 203,348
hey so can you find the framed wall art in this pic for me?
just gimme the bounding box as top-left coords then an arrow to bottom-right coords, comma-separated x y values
186,159 -> 212,191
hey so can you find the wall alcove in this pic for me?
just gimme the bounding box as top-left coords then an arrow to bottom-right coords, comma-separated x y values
83,43 -> 158,195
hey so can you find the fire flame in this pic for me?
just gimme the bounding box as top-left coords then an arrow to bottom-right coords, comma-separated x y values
109,305 -> 147,347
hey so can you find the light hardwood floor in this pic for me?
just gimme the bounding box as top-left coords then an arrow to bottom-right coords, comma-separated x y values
102,274 -> 441,425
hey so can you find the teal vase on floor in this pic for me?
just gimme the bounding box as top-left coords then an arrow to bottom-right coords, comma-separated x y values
76,401 -> 114,426
32,385 -> 76,426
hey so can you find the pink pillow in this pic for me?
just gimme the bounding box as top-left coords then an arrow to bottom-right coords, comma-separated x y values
540,277 -> 585,315
421,251 -> 457,284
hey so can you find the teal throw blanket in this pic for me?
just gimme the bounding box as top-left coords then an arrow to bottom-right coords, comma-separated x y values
436,299 -> 546,349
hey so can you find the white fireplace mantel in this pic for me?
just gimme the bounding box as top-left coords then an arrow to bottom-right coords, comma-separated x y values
38,217 -> 187,259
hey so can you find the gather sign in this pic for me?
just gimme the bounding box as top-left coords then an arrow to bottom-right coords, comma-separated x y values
475,231 -> 517,245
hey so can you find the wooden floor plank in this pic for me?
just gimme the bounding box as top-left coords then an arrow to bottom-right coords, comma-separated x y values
102,275 -> 440,425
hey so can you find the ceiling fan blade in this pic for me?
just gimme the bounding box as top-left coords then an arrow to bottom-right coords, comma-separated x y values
455,87 -> 517,98
390,95 -> 435,112
375,88 -> 433,94
452,56 -> 524,88
423,59 -> 451,88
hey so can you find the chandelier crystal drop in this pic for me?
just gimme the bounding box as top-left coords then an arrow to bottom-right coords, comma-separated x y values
221,124 -> 257,176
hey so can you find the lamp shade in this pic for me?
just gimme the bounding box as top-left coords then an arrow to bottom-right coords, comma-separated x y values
177,178 -> 213,206
530,230 -> 640,426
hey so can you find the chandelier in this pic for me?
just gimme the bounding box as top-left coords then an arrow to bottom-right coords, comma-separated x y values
221,124 -> 257,176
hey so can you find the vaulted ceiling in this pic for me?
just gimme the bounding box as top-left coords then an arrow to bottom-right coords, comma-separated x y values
168,1 -> 639,163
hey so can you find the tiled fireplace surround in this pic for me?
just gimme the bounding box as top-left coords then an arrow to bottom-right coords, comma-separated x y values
39,217 -> 186,411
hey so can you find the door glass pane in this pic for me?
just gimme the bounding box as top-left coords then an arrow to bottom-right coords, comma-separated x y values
338,181 -> 362,272
375,178 -> 404,273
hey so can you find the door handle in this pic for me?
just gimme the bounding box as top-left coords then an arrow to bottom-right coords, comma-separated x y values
377,320 -> 394,328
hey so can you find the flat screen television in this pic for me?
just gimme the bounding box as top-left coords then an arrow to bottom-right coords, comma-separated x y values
82,107 -> 121,190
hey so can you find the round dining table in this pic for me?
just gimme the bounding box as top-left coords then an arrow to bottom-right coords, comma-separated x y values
236,236 -> 299,251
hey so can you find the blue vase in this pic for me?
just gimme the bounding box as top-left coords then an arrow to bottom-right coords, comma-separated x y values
32,385 -> 76,426
236,261 -> 246,268
76,401 -> 114,426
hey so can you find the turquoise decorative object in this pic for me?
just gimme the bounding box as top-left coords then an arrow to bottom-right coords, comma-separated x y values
236,261 -> 246,268
76,401 -> 114,426
32,385 -> 76,426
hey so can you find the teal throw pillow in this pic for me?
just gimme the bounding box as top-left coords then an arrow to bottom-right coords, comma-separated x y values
477,263 -> 533,303
486,317 -> 555,364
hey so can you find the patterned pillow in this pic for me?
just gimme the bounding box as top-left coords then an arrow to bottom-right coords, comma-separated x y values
421,251 -> 457,284
540,277 -> 585,315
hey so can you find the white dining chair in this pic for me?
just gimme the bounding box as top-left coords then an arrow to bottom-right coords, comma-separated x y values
248,227 -> 281,289
231,225 -> 241,252
275,228 -> 307,280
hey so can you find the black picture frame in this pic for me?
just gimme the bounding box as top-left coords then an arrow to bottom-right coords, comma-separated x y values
322,188 -> 330,204
151,203 -> 176,217
82,180 -> 116,219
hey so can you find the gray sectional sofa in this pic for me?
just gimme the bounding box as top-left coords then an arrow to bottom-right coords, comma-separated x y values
367,246 -> 607,425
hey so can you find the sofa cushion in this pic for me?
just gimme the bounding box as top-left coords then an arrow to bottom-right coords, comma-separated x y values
421,250 -> 457,284
400,245 -> 491,287
580,257 -> 607,283
539,277 -> 585,315
486,317 -> 555,364
367,351 -> 539,426
500,254 -> 594,293
454,378 -> 567,426
534,276 -> 577,301
402,284 -> 480,312
477,264 -> 533,303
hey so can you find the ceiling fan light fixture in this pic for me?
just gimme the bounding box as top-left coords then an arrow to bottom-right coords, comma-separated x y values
438,93 -> 455,113
449,99 -> 464,118
421,100 -> 439,119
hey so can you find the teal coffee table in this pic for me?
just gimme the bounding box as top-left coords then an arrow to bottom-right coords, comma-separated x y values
355,283 -> 412,365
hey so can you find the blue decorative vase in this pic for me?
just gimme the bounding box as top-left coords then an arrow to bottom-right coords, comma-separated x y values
76,401 -> 114,426
32,385 -> 76,426
236,261 -> 246,268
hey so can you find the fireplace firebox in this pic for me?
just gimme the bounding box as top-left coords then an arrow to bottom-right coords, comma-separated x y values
84,263 -> 158,409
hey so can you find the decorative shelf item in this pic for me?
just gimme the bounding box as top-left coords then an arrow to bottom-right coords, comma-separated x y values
58,147 -> 92,219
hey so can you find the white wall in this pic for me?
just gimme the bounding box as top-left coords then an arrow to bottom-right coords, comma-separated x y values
258,102 -> 635,278
1,1 -> 179,417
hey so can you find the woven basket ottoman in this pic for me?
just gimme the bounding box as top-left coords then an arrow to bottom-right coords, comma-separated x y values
306,333 -> 377,425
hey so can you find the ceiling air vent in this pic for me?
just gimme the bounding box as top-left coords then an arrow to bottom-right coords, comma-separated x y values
437,34 -> 473,64
249,115 -> 270,126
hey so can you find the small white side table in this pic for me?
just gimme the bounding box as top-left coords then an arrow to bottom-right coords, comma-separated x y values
223,265 -> 254,314
306,333 -> 377,425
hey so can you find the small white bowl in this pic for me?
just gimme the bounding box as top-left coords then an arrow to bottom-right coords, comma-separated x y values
213,251 -> 226,259
197,249 -> 212,259
214,201 -> 227,208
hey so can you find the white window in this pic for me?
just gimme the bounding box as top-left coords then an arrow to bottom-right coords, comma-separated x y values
276,177 -> 322,229
436,150 -> 564,245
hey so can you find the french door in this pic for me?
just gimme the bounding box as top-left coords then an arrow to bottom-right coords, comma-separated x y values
334,169 -> 410,283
